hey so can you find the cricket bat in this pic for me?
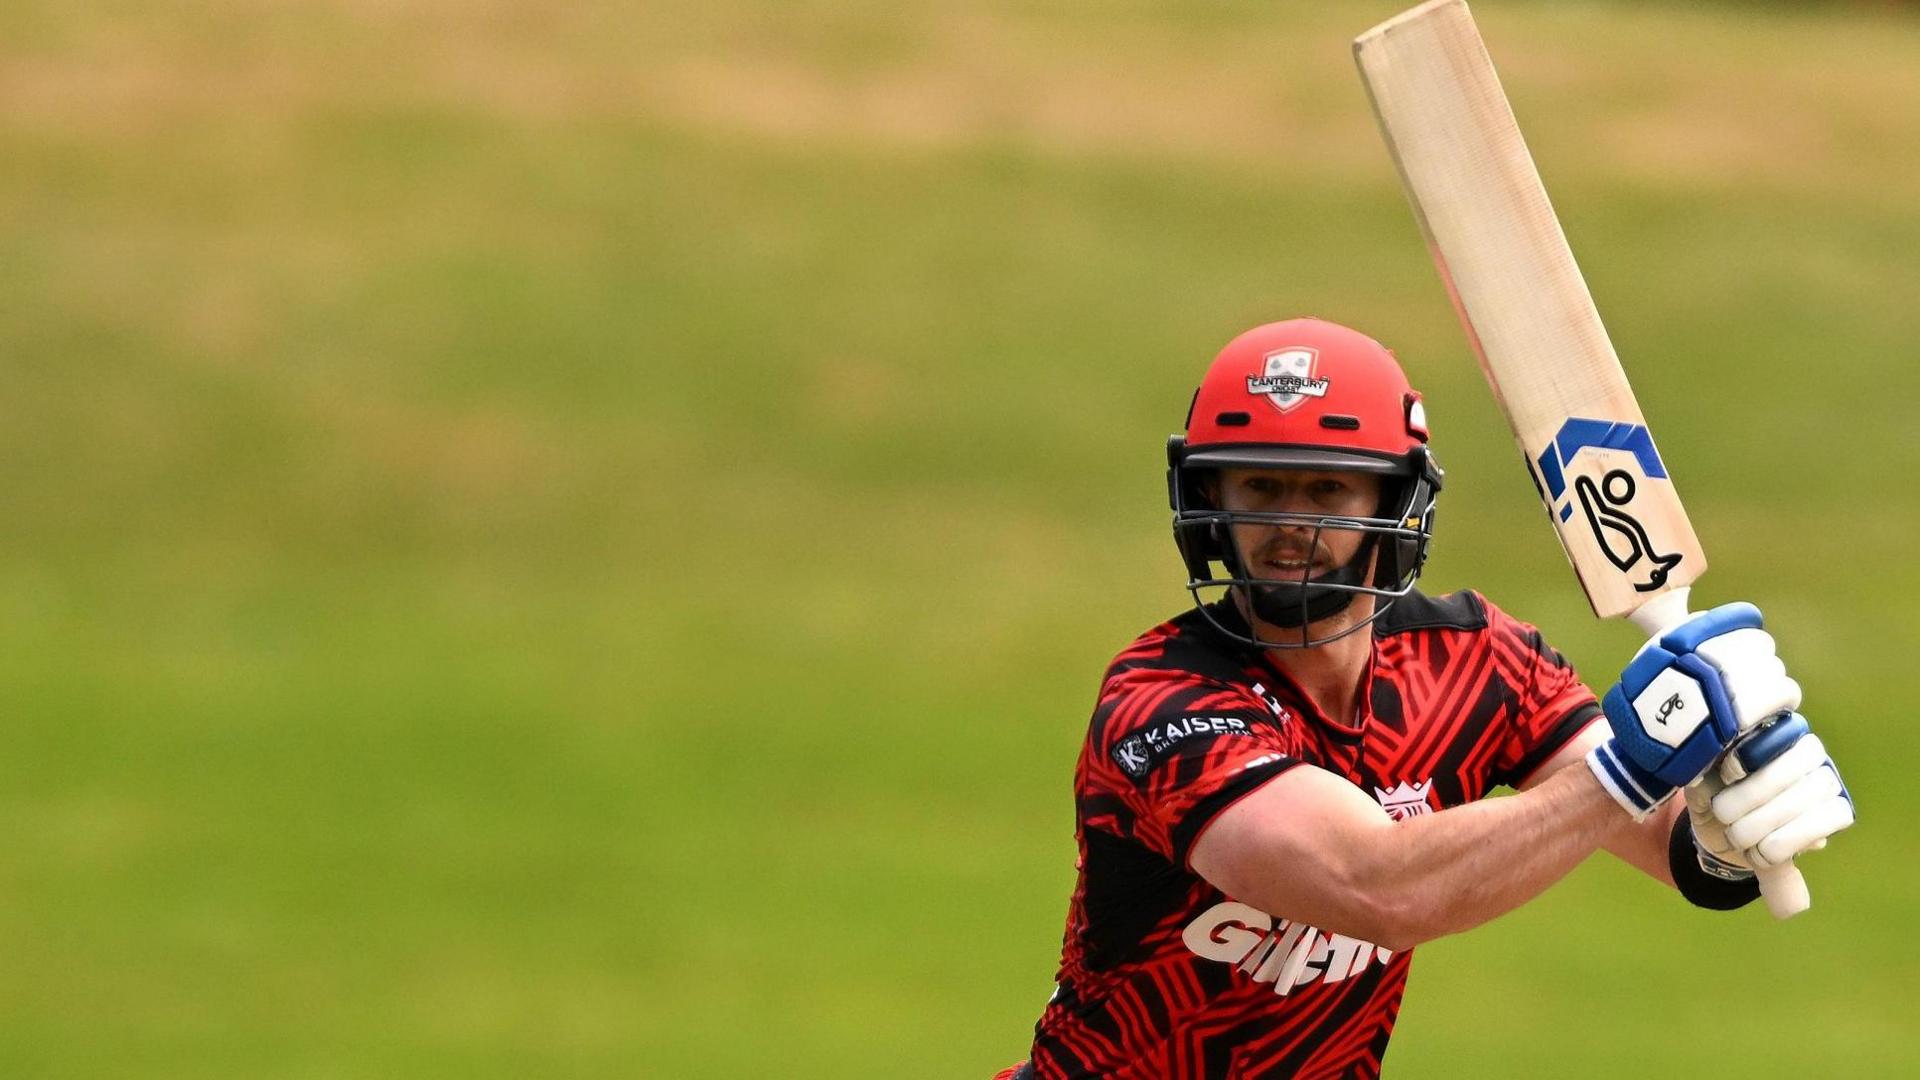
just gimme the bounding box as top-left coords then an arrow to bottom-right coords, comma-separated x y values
1353,0 -> 1809,917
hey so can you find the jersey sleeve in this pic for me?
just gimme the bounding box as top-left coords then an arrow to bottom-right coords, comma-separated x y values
1080,666 -> 1303,867
1483,598 -> 1603,788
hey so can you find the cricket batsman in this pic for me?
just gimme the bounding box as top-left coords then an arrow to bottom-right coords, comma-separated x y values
998,319 -> 1855,1078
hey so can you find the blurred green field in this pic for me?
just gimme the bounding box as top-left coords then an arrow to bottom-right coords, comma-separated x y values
3,0 -> 1918,1075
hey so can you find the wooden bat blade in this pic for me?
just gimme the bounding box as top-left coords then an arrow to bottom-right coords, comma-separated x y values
1354,0 -> 1705,620
1356,0 -> 1808,920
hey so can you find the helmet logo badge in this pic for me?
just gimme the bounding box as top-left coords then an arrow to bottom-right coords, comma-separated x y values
1246,348 -> 1331,413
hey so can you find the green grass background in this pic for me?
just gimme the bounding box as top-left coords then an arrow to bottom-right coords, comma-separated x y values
3,0 -> 1917,1075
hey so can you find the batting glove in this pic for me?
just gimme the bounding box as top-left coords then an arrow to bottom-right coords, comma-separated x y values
1587,603 -> 1802,820
1689,711 -> 1854,874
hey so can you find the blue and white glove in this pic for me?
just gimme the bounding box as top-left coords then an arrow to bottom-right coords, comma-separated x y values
1586,603 -> 1802,820
1687,712 -> 1854,877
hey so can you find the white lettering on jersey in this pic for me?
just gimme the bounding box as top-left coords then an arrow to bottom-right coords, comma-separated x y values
1111,716 -> 1256,778
1181,901 -> 1392,996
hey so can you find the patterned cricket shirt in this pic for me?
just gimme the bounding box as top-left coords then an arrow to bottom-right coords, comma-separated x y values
1021,589 -> 1600,1079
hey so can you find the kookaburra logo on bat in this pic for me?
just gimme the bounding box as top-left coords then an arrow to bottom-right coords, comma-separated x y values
1532,419 -> 1685,593
1573,469 -> 1683,592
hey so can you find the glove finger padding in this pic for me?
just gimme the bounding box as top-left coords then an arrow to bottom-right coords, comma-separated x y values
1691,628 -> 1803,733
1724,764 -> 1846,851
1719,713 -> 1813,784
1729,676 -> 1801,736
1683,770 -> 1749,872
1712,733 -> 1830,822
1684,774 -> 1722,814
1749,794 -> 1855,869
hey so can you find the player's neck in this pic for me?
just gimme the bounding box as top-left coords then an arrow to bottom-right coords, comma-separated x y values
1254,601 -> 1376,727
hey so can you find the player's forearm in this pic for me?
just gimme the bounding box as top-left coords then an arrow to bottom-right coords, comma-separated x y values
1363,764 -> 1630,946
1601,797 -> 1682,887
1193,762 -> 1637,951
1525,728 -> 1683,888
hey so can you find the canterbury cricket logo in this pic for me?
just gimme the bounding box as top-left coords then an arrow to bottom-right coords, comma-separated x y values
1247,348 -> 1330,413
1533,419 -> 1684,593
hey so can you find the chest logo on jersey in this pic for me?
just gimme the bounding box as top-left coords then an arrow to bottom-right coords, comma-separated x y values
1373,779 -> 1436,821
1249,683 -> 1291,723
1111,716 -> 1254,778
1182,901 -> 1393,996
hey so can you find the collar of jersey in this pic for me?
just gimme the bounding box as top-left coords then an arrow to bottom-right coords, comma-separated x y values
1197,599 -> 1373,744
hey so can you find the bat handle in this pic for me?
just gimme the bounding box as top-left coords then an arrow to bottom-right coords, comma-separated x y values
1625,586 -> 1693,638
1757,862 -> 1810,919
1628,589 -> 1814,919
1737,712 -> 1813,920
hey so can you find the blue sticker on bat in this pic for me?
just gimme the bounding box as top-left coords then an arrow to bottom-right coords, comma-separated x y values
1535,418 -> 1683,593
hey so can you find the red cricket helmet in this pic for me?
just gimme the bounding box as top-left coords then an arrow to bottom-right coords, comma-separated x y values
1167,318 -> 1444,647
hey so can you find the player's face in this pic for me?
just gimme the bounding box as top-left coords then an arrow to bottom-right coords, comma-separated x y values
1216,467 -> 1383,582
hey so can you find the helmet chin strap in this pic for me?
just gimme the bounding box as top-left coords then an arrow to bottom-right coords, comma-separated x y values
1240,535 -> 1379,630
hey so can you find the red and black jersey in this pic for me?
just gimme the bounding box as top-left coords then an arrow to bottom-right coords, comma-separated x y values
1022,590 -> 1600,1079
